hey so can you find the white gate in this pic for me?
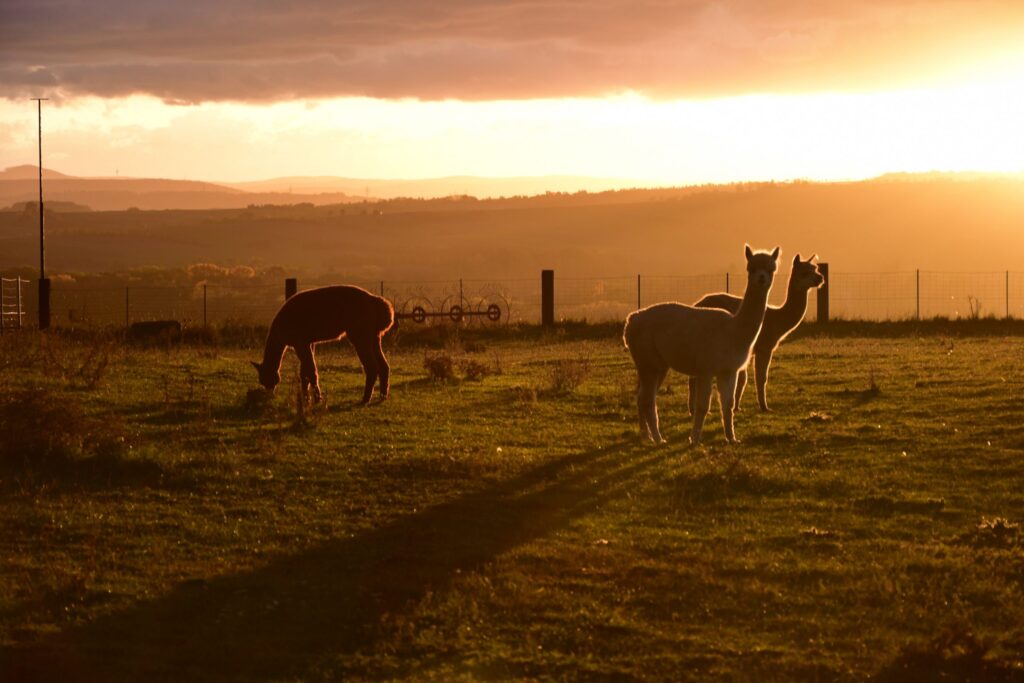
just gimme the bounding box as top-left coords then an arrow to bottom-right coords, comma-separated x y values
0,277 -> 26,331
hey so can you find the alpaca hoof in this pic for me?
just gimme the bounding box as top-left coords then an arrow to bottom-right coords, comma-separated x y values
688,435 -> 702,447
759,406 -> 771,413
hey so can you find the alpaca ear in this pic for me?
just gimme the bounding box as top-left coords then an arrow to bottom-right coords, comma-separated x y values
810,253 -> 819,262
792,254 -> 801,266
771,246 -> 781,261
744,244 -> 753,260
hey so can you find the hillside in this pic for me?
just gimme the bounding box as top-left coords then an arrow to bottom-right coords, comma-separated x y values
0,166 -> 359,211
223,174 -> 642,199
1,177 -> 1023,278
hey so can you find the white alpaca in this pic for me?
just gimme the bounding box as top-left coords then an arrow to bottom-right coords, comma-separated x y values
691,254 -> 824,413
623,245 -> 779,445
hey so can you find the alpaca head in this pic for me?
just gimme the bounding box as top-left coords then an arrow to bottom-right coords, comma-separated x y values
791,253 -> 825,291
251,360 -> 281,394
744,244 -> 780,291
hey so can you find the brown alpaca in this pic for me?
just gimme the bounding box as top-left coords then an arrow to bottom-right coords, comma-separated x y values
623,245 -> 779,445
252,285 -> 394,404
690,254 -> 823,413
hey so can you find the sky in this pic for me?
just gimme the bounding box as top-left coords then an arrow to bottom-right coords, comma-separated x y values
1,0 -> 1024,185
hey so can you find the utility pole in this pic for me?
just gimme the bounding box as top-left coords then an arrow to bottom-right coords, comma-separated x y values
31,98 -> 50,329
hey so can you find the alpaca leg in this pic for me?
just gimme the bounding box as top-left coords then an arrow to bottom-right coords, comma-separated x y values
690,375 -> 714,446
636,366 -> 666,443
688,377 -> 697,416
373,337 -> 390,400
755,352 -> 773,412
735,367 -> 748,412
646,367 -> 668,443
352,335 -> 380,404
295,344 -> 321,402
717,371 -> 740,443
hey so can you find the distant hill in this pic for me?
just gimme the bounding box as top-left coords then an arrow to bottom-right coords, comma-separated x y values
0,165 -> 76,181
0,166 -> 639,211
2,175 -> 1024,278
2,200 -> 92,212
223,174 -> 642,199
0,166 -> 360,211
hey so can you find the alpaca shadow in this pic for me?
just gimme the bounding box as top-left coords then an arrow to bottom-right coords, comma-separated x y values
2,440 -> 655,682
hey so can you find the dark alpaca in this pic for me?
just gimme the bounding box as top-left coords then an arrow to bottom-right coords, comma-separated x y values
690,254 -> 824,413
252,285 -> 394,404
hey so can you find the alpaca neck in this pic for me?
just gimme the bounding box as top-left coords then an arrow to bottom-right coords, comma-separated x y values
778,283 -> 812,329
735,281 -> 770,340
260,326 -> 288,372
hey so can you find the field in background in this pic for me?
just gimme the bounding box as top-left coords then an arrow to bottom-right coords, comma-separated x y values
1,323 -> 1023,680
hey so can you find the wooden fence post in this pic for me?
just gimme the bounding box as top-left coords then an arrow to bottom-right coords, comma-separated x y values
816,263 -> 829,323
38,277 -> 50,330
916,269 -> 920,320
541,270 -> 554,326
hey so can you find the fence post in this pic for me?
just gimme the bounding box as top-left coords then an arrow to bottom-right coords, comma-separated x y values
637,274 -> 641,310
19,277 -> 24,329
726,272 -> 730,294
285,278 -> 297,300
38,277 -> 51,330
541,269 -> 554,326
916,269 -> 920,320
0,278 -> 4,333
816,263 -> 829,323
203,284 -> 208,329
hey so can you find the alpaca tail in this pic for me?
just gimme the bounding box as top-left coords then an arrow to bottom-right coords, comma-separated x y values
376,296 -> 396,334
623,309 -> 643,352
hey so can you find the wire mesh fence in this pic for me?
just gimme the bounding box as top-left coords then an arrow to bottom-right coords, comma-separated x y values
5,268 -> 1024,329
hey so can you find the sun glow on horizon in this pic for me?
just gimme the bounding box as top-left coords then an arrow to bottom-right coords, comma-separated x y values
2,68 -> 1023,189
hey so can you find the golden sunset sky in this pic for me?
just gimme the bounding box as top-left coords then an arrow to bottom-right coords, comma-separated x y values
1,0 -> 1023,186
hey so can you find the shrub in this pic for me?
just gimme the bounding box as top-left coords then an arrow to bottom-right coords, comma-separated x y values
460,358 -> 491,381
0,388 -> 136,476
547,356 -> 591,394
424,351 -> 457,382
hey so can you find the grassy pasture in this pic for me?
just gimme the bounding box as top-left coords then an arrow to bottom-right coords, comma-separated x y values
1,323 -> 1023,681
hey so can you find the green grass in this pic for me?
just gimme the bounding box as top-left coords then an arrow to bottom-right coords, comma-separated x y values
1,326 -> 1023,681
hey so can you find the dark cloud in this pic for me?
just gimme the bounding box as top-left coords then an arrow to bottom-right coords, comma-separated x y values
1,0 -> 1023,103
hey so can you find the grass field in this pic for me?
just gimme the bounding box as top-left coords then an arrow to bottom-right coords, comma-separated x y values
1,323 -> 1023,681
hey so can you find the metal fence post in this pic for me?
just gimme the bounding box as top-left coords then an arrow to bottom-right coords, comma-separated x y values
816,263 -> 829,323
541,269 -> 554,326
285,278 -> 297,300
726,272 -> 730,294
916,269 -> 920,320
18,277 -> 23,329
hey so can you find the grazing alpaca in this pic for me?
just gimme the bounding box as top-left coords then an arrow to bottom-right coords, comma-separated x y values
690,254 -> 824,413
624,245 -> 779,445
251,285 -> 394,404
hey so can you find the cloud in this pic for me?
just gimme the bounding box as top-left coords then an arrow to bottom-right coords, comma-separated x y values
1,0 -> 1023,103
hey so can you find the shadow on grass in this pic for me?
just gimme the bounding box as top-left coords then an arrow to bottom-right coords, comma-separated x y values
1,440 -> 657,682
